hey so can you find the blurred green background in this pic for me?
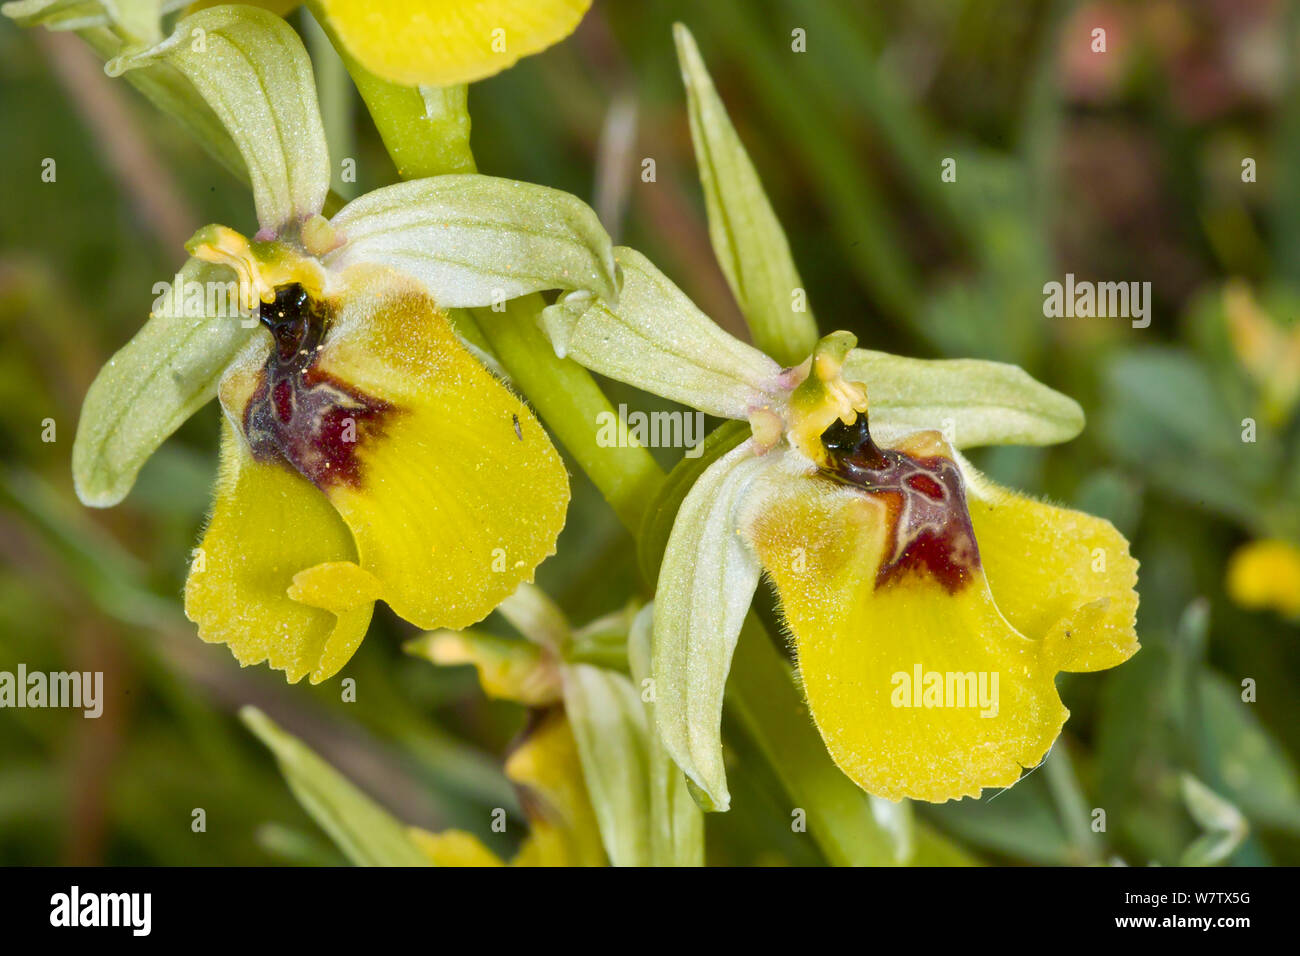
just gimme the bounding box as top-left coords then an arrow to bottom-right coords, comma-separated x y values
2,0 -> 1299,865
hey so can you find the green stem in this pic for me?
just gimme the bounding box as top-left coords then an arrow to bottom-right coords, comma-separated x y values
306,3 -> 474,180
329,38 -> 901,865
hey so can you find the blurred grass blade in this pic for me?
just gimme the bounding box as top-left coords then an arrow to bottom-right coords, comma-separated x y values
628,605 -> 704,866
673,22 -> 817,365
562,663 -> 652,866
241,707 -> 432,867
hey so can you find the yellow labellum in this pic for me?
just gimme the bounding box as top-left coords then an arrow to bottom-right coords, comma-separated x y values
185,422 -> 373,684
314,266 -> 570,630
189,262 -> 569,682
740,439 -> 1139,803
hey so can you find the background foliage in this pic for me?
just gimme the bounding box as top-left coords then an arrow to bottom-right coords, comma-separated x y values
1,0 -> 1298,865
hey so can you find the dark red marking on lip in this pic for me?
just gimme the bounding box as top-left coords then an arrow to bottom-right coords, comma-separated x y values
819,413 -> 980,593
242,283 -> 392,490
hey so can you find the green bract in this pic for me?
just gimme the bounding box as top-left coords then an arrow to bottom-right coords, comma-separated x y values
674,24 -> 818,366
628,606 -> 705,866
563,663 -> 652,867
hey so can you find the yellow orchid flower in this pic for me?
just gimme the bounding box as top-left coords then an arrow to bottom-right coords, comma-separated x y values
543,250 -> 1141,806
1226,539 -> 1300,621
198,0 -> 591,86
72,7 -> 619,682
532,26 -> 1140,807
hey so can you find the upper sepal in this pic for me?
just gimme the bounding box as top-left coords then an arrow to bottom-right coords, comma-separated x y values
673,23 -> 818,366
107,4 -> 330,235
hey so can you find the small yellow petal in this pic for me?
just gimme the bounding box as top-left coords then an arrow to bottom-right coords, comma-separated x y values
288,561 -> 383,614
185,422 -> 373,683
318,0 -> 591,87
506,709 -> 604,866
1226,539 -> 1300,620
407,630 -> 562,706
408,827 -> 506,867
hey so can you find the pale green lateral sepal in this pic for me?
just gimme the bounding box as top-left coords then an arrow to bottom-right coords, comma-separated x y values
843,348 -> 1085,449
562,663 -> 652,867
73,258 -> 255,507
673,23 -> 818,367
629,603 -> 704,866
652,443 -> 769,811
107,5 -> 330,234
241,707 -> 432,866
542,247 -> 784,421
324,174 -> 617,307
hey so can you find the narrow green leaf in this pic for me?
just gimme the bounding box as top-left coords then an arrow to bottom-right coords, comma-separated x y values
673,23 -> 818,366
629,605 -> 704,866
562,663 -> 652,867
843,348 -> 1085,448
542,247 -> 782,420
326,174 -> 617,307
72,258 -> 255,507
241,707 -> 432,867
107,5 -> 330,233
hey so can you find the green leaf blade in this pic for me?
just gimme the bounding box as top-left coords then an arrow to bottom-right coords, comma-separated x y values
674,23 -> 818,367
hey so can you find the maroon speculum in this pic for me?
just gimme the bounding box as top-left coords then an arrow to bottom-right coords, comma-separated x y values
819,412 -> 980,593
242,283 -> 391,490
